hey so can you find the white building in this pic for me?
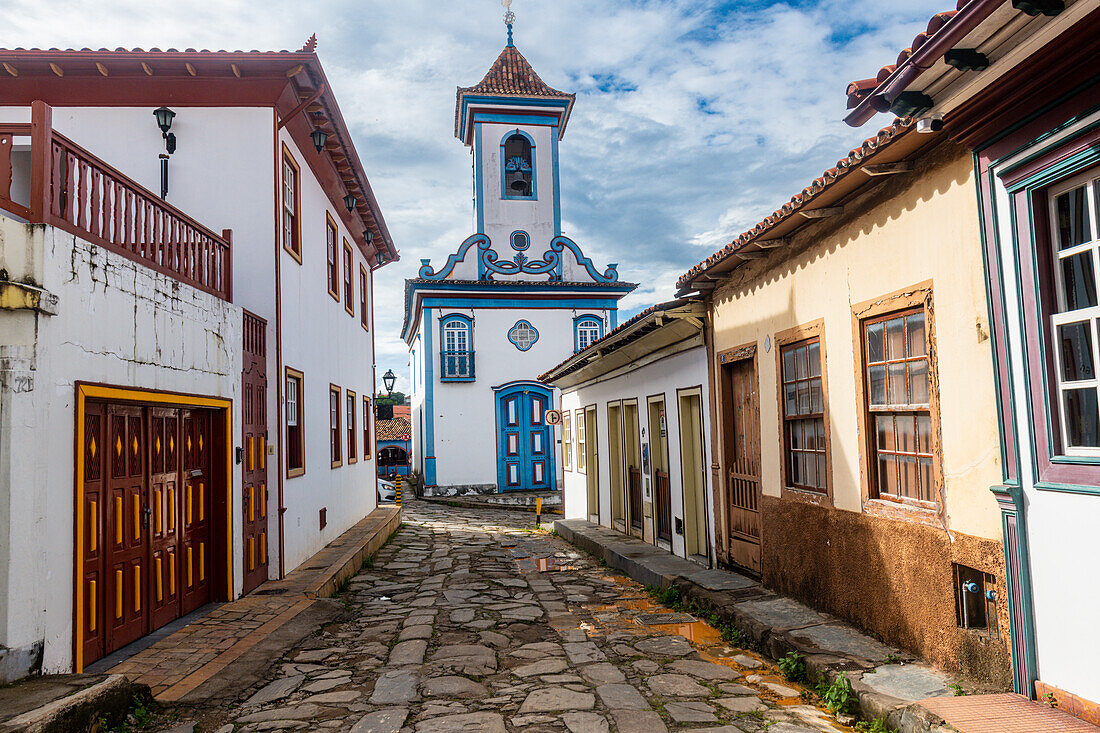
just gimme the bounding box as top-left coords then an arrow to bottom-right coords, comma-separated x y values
541,300 -> 715,565
0,43 -> 397,679
403,36 -> 635,494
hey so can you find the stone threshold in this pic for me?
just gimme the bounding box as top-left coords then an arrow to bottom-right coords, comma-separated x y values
555,517 -> 981,733
108,505 -> 402,703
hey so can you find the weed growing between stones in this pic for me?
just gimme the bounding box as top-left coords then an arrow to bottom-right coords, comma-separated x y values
949,682 -> 967,696
815,672 -> 855,715
854,717 -> 899,733
102,697 -> 156,733
778,651 -> 806,682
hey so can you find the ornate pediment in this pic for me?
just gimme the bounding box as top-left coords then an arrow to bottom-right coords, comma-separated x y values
418,234 -> 618,284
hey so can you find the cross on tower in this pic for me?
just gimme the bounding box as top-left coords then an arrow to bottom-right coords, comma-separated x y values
503,0 -> 515,47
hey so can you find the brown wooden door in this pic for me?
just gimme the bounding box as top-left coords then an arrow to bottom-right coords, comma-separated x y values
105,405 -> 148,652
148,408 -> 182,631
628,467 -> 643,531
81,402 -> 107,666
242,312 -> 269,594
722,356 -> 762,573
180,410 -> 213,614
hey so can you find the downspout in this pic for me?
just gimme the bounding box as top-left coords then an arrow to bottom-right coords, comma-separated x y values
272,109 -> 287,579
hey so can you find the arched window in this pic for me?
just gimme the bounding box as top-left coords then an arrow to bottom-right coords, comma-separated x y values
501,131 -> 535,199
440,314 -> 474,380
575,317 -> 603,352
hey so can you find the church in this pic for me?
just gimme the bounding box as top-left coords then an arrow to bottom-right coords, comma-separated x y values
403,20 -> 635,495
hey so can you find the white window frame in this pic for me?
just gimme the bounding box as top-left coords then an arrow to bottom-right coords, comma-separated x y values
576,317 -> 602,351
563,411 -> 573,470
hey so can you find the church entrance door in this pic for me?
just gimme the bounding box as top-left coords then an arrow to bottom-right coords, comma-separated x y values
495,383 -> 556,493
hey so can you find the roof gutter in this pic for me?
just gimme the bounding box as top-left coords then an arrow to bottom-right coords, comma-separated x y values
844,0 -> 1002,127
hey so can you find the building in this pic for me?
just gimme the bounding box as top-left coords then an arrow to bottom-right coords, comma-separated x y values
677,119 -> 1011,685
0,42 -> 397,679
376,417 -> 412,478
402,33 -> 635,495
842,0 -> 1100,719
542,300 -> 715,565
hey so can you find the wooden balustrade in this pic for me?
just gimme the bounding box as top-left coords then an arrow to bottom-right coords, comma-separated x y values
0,102 -> 231,301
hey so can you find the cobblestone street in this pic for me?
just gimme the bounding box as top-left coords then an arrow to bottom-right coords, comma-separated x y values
173,500 -> 851,733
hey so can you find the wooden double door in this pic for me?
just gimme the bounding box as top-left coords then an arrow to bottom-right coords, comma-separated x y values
242,311 -> 269,594
720,353 -> 762,574
82,402 -> 216,666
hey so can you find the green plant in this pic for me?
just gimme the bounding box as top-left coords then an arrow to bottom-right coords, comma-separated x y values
104,698 -> 156,733
884,653 -> 901,664
363,553 -> 375,570
949,682 -> 967,697
816,672 -> 855,715
778,651 -> 806,682
1043,691 -> 1058,708
855,718 -> 898,733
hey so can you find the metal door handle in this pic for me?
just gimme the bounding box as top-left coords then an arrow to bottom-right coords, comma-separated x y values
141,504 -> 152,528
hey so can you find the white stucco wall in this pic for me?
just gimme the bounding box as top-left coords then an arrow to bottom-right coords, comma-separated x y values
478,121 -> 557,261
0,220 -> 242,675
558,345 -> 715,564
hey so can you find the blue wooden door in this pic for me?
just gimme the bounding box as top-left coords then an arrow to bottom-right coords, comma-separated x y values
496,385 -> 556,492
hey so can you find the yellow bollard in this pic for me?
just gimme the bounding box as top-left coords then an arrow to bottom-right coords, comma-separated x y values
536,496 -> 543,528
395,474 -> 402,505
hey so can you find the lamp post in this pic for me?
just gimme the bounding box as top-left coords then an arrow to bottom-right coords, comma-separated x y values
382,369 -> 396,395
153,107 -> 176,199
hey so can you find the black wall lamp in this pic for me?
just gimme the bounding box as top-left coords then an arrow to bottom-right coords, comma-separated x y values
343,193 -> 357,211
1013,0 -> 1064,16
382,369 -> 396,395
376,250 -> 386,266
153,106 -> 176,199
311,128 -> 328,152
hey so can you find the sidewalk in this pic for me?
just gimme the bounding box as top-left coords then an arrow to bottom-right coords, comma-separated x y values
109,505 -> 401,702
555,517 -> 1099,733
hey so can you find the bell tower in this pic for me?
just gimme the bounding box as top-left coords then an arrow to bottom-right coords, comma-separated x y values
454,5 -> 575,251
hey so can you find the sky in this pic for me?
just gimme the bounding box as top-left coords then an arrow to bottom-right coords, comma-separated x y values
0,0 -> 947,394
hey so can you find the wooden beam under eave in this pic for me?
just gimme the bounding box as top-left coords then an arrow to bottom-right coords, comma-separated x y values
95,62 -> 109,77
798,206 -> 843,219
141,62 -> 153,76
756,238 -> 789,248
736,250 -> 767,260
185,63 -> 198,77
286,64 -> 304,78
231,63 -> 241,78
1,63 -> 17,77
862,161 -> 913,176
49,63 -> 64,77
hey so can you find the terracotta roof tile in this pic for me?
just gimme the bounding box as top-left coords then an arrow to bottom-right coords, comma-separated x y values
459,45 -> 573,99
376,418 -> 411,442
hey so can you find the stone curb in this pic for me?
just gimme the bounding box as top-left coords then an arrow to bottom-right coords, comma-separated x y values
554,518 -> 963,733
2,674 -> 151,733
309,506 -> 404,599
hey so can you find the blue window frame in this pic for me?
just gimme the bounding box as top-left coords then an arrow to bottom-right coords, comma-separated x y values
508,319 -> 539,351
574,316 -> 603,352
439,313 -> 474,381
501,130 -> 536,200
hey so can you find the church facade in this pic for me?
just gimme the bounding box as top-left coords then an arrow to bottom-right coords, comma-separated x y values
403,38 -> 635,495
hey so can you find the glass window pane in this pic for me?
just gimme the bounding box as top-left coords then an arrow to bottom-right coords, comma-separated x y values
906,313 -> 926,358
908,359 -> 930,404
805,449 -> 817,487
1064,388 -> 1100,447
866,322 -> 884,363
869,365 -> 887,405
878,455 -> 898,496
816,418 -> 825,452
784,384 -> 798,416
876,414 -> 894,450
916,414 -> 931,453
897,415 -> 916,453
795,346 -> 808,379
888,362 -> 907,405
1056,185 -> 1092,250
789,421 -> 801,449
1061,251 -> 1098,311
1059,321 -> 1095,382
810,379 -> 823,413
791,451 -> 802,486
797,382 -> 810,415
898,456 -> 919,500
816,454 -> 827,490
885,317 -> 905,361
919,457 -> 934,503
782,348 -> 796,381
808,341 -> 821,377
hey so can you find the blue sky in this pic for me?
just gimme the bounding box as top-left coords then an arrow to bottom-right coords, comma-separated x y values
1,0 -> 947,393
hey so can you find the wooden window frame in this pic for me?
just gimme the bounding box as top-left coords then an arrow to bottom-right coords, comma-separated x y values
563,410 -> 573,471
326,214 -> 340,301
281,147 -> 301,263
343,240 -> 355,316
285,367 -> 305,479
347,390 -> 357,464
363,396 -> 371,461
329,384 -> 342,468
774,320 -> 832,505
359,264 -> 370,332
852,282 -> 943,521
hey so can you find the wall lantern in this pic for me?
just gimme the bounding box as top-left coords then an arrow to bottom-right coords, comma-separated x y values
153,106 -> 176,134
382,369 -> 397,395
153,107 -> 177,199
310,128 -> 328,152
343,193 -> 357,211
376,251 -> 387,266
365,230 -> 374,245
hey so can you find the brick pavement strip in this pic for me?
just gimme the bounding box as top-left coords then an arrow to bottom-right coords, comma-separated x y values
167,499 -> 857,732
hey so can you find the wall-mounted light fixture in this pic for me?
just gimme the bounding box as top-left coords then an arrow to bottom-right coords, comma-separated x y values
311,128 -> 328,152
382,369 -> 396,395
376,251 -> 386,266
343,193 -> 357,211
365,230 -> 374,245
153,107 -> 177,199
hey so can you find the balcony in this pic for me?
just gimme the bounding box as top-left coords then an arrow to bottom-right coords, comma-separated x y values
0,101 -> 231,301
440,350 -> 475,381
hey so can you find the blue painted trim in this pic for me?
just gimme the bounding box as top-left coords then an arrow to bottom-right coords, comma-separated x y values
1006,141 -> 1100,193
418,234 -> 490,281
423,307 -> 436,485
439,313 -> 474,383
458,95 -> 570,142
480,235 -> 620,282
474,112 -> 560,126
494,382 -> 558,493
510,230 -> 531,251
610,309 -> 618,329
551,125 -> 561,238
500,129 -> 537,201
474,123 -> 485,240
573,315 -> 604,352
415,280 -> 634,294
423,297 -> 619,310
508,319 -> 539,351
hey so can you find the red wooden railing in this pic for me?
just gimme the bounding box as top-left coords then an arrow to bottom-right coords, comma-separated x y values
0,102 -> 231,301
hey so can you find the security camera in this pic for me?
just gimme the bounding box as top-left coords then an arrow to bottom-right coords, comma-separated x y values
916,113 -> 944,134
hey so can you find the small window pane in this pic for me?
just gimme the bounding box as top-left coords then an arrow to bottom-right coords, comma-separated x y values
789,421 -> 801,449
1061,251 -> 1098,311
919,457 -> 934,502
885,317 -> 905,361
876,415 -> 894,450
1064,388 -> 1100,447
866,322 -> 884,363
808,341 -> 821,377
810,379 -> 823,413
887,362 -> 907,404
784,384 -> 798,416
897,415 -> 916,453
805,450 -> 817,487
1059,321 -> 1095,382
1056,185 -> 1092,250
782,348 -> 796,380
916,414 -> 932,453
879,455 -> 898,495
816,454 -> 827,488
869,365 -> 887,406
796,382 -> 810,414
898,455 -> 919,498
908,359 -> 930,404
791,451 -> 802,485
795,346 -> 808,379
906,313 -> 926,358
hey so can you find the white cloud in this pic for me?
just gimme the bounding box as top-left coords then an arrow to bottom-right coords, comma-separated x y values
0,0 -> 949,386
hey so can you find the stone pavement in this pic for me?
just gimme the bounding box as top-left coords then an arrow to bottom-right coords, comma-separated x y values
170,499 -> 855,732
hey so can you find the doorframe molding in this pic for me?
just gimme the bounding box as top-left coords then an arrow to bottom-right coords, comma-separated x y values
675,385 -> 710,565
492,381 -> 557,492
74,382 -> 233,673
